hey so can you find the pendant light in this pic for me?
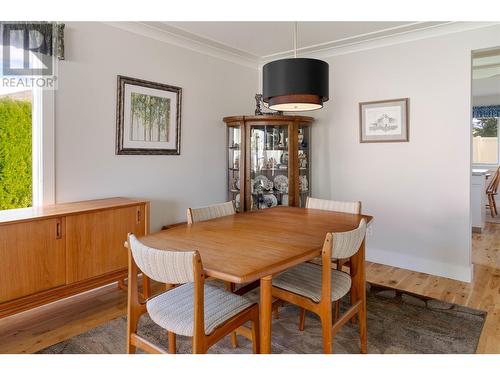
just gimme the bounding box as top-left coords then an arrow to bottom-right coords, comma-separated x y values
262,22 -> 329,112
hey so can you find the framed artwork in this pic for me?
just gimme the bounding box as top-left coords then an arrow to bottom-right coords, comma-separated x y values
116,75 -> 182,155
359,98 -> 409,143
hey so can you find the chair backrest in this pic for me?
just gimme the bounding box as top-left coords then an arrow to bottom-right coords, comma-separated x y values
187,201 -> 235,224
128,234 -> 196,284
487,166 -> 500,194
306,197 -> 361,214
331,219 -> 367,259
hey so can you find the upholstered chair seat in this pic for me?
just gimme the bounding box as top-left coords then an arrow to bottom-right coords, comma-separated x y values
146,283 -> 253,336
273,262 -> 351,303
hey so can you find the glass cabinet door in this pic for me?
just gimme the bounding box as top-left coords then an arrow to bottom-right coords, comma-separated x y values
298,125 -> 311,208
227,125 -> 243,212
249,123 -> 289,210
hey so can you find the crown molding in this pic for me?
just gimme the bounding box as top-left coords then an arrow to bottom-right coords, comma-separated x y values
261,21 -> 451,60
105,21 -> 500,70
259,21 -> 500,65
104,22 -> 260,69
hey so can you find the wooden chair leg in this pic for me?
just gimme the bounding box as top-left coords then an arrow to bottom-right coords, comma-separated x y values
298,308 -> 306,331
320,312 -> 333,354
230,332 -> 238,348
126,248 -> 141,354
493,196 -> 498,216
126,314 -> 139,354
334,301 -> 340,322
359,305 -> 367,353
168,331 -> 176,354
350,292 -> 357,324
142,275 -> 151,299
224,281 -> 239,348
251,309 -> 260,354
192,337 -> 207,354
272,301 -> 281,319
488,195 -> 495,217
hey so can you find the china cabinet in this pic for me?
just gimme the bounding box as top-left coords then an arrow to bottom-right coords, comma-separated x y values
223,115 -> 313,212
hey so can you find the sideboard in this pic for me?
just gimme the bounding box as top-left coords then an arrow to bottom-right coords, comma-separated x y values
0,197 -> 149,318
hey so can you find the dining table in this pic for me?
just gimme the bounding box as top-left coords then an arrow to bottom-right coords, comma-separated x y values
138,205 -> 373,354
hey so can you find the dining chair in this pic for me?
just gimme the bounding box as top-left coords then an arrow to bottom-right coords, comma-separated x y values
305,196 -> 362,323
272,219 -> 367,354
306,197 -> 361,215
187,201 -> 237,291
187,201 -> 235,224
187,200 -> 246,348
306,196 -> 361,270
125,233 -> 260,354
486,166 -> 500,217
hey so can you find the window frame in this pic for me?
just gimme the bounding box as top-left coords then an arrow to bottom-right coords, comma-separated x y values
32,88 -> 55,207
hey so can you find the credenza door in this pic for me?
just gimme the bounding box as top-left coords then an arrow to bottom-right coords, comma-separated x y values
65,205 -> 146,283
0,218 -> 66,303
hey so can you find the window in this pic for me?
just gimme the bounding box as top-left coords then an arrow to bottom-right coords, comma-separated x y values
0,87 -> 33,210
472,116 -> 498,165
0,24 -> 56,210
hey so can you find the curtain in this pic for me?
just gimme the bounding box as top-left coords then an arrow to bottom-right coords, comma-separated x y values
1,21 -> 64,60
473,105 -> 500,118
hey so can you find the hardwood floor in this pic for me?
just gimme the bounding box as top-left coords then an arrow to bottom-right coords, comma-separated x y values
0,223 -> 499,354
472,222 -> 500,269
368,222 -> 500,353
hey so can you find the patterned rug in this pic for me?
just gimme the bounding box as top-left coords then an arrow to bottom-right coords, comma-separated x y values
38,283 -> 486,354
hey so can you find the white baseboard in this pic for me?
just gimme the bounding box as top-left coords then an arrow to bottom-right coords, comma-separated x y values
366,247 -> 472,283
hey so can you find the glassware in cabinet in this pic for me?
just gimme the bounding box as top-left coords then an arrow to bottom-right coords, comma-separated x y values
298,124 -> 311,208
249,124 -> 290,210
227,125 -> 243,212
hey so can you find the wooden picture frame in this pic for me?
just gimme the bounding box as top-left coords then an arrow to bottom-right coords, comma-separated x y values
116,75 -> 182,155
359,98 -> 409,143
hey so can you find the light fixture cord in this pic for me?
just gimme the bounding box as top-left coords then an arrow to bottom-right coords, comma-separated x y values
293,21 -> 298,58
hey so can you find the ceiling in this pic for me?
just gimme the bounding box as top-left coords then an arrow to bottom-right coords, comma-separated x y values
473,50 -> 500,97
146,21 -> 453,60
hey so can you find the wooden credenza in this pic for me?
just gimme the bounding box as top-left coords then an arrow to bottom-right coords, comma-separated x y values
0,197 -> 149,318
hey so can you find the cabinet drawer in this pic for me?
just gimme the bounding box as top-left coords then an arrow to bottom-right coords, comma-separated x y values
0,218 -> 66,303
66,205 -> 145,283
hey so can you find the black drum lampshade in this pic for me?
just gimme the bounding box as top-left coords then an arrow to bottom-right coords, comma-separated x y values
262,58 -> 329,111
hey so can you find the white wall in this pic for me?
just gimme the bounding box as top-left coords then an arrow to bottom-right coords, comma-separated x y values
55,22 -> 500,282
311,25 -> 500,282
55,22 -> 257,231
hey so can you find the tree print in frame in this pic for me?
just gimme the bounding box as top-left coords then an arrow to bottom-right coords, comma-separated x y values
359,98 -> 409,143
116,75 -> 182,155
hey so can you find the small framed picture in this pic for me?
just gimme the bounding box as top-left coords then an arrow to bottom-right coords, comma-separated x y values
116,75 -> 182,155
359,98 -> 409,143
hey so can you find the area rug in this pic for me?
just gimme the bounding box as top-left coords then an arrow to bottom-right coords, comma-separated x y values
38,283 -> 486,354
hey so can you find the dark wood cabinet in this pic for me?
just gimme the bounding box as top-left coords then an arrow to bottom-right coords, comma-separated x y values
223,115 -> 313,212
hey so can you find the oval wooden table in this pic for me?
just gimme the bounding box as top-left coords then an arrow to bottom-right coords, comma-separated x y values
139,206 -> 373,354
